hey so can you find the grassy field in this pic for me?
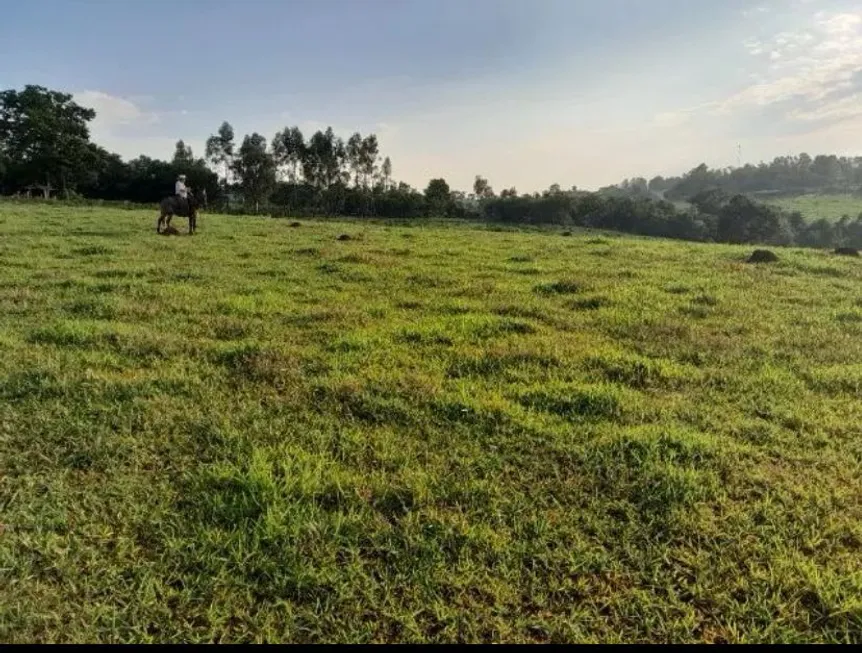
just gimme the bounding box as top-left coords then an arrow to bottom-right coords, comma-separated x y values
1,203 -> 861,643
764,193 -> 862,222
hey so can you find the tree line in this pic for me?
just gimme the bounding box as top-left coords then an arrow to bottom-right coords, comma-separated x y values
2,84 -> 862,251
479,186 -> 862,249
0,85 -> 447,219
608,154 -> 862,201
0,86 -> 221,203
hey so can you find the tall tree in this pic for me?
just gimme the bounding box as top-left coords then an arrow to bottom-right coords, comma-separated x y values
359,134 -> 379,188
303,127 -> 347,190
0,85 -> 96,197
473,175 -> 494,199
272,126 -> 306,182
345,132 -> 363,187
381,156 -> 392,190
232,133 -> 276,213
424,178 -> 451,216
205,121 -> 235,185
172,139 -> 195,168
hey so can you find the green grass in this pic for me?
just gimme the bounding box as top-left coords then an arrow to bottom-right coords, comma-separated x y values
1,203 -> 861,643
764,193 -> 862,222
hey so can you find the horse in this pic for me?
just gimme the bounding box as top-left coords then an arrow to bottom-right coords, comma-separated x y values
157,191 -> 199,234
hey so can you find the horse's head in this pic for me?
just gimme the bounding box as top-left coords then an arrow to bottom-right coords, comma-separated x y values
184,190 -> 199,217
191,189 -> 208,211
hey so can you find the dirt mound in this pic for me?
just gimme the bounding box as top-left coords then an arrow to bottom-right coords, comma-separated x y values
336,234 -> 353,241
561,231 -> 573,237
289,221 -> 301,228
747,249 -> 778,264
834,247 -> 860,257
159,226 -> 181,236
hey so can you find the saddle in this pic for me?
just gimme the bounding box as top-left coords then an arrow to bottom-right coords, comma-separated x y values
176,195 -> 194,217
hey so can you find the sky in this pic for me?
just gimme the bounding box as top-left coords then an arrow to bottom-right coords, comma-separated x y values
2,0 -> 862,191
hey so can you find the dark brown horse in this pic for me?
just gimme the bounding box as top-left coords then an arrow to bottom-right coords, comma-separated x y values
157,191 -> 199,234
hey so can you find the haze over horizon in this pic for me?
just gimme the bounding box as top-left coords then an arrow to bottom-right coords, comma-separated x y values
2,0 -> 861,192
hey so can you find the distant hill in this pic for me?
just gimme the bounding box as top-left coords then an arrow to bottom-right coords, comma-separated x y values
610,154 -> 862,204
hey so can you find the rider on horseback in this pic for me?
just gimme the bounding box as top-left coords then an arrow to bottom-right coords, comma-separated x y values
175,174 -> 191,216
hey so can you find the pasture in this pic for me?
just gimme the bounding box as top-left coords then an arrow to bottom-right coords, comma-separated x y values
764,193 -> 862,222
0,203 -> 860,643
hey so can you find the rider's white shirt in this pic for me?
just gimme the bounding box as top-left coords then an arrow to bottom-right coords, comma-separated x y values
175,181 -> 188,198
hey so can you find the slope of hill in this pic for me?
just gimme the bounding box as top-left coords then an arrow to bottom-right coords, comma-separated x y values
1,203 -> 860,643
763,194 -> 862,223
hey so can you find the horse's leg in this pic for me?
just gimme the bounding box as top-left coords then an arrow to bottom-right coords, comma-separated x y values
156,212 -> 163,233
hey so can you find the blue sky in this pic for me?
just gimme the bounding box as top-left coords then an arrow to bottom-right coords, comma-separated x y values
2,0 -> 862,190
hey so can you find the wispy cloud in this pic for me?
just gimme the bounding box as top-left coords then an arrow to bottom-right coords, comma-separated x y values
74,90 -> 158,129
657,8 -> 862,129
787,91 -> 862,123
73,91 -> 174,160
722,10 -> 862,113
